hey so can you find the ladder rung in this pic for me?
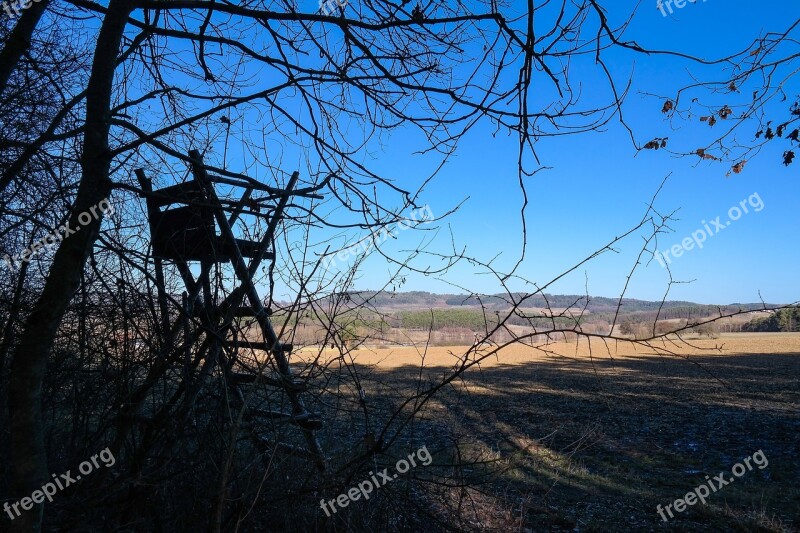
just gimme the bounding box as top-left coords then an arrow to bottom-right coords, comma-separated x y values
292,414 -> 323,431
230,373 -> 307,391
224,341 -> 292,353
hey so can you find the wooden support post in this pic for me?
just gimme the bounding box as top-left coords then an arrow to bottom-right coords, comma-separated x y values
135,169 -> 174,339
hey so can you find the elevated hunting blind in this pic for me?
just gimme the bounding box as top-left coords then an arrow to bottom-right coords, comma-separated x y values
135,150 -> 325,469
140,176 -> 267,262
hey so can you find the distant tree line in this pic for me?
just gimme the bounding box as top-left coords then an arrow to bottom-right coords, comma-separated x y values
395,309 -> 578,331
742,308 -> 800,332
345,291 -> 778,317
296,305 -> 798,340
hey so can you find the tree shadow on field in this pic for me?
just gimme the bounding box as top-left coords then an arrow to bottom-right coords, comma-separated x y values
346,352 -> 800,531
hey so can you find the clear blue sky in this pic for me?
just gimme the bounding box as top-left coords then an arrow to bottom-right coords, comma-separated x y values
303,0 -> 800,305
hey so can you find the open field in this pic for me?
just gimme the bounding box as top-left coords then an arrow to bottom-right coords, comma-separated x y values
295,332 -> 800,368
296,334 -> 800,531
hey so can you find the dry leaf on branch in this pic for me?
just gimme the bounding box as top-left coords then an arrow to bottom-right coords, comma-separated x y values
700,116 -> 717,127
696,148 -> 719,161
643,137 -> 668,150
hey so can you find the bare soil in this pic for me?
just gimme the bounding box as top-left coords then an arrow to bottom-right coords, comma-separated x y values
298,334 -> 800,531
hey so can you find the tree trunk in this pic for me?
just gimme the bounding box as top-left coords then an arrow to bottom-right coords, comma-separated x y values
0,257 -> 30,378
0,0 -> 51,97
8,2 -> 132,530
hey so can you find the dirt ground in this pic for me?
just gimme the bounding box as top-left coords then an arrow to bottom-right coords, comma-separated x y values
297,333 -> 800,531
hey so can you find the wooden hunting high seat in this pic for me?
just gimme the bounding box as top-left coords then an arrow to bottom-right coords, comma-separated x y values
138,176 -> 270,263
134,152 -> 326,470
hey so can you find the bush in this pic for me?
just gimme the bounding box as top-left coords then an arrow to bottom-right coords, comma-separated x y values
692,322 -> 720,338
620,320 -> 636,336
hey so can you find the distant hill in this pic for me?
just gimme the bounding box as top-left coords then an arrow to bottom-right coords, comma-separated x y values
282,291 -> 790,344
339,290 -> 777,317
